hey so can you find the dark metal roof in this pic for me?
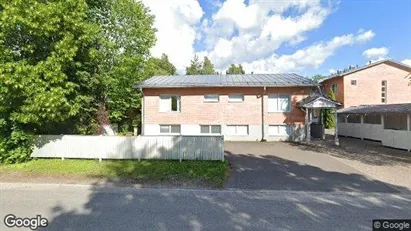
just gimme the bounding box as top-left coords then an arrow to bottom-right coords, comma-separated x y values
320,59 -> 411,83
135,73 -> 319,88
337,103 -> 411,114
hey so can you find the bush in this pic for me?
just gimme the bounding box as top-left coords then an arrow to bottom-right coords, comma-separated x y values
0,130 -> 34,164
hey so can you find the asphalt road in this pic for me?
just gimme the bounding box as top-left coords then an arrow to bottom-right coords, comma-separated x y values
1,183 -> 411,231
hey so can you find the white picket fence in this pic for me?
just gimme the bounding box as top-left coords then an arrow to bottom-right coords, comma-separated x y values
32,135 -> 224,161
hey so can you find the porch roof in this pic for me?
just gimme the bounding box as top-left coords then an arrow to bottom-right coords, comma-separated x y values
337,103 -> 411,115
297,93 -> 341,109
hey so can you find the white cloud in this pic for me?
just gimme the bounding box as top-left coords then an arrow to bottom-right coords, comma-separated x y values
201,0 -> 333,70
142,0 -> 203,73
362,47 -> 389,59
401,59 -> 411,66
355,29 -> 375,42
240,30 -> 375,73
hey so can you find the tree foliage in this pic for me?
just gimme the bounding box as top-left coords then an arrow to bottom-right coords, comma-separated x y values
226,64 -> 245,74
0,0 -> 102,163
311,74 -> 326,83
95,0 -> 156,131
185,55 -> 202,75
0,0 -> 156,163
201,56 -> 215,75
323,88 -> 337,129
144,53 -> 176,77
185,55 -> 215,75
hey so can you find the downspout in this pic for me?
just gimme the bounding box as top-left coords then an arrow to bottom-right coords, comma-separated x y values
261,86 -> 267,142
140,87 -> 145,135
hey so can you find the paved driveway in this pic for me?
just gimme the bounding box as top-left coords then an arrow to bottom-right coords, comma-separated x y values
224,142 -> 398,193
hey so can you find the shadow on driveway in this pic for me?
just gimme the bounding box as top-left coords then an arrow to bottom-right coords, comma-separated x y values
224,142 -> 408,193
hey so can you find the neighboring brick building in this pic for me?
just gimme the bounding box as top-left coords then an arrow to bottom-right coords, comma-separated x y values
321,59 -> 411,108
135,74 -> 319,141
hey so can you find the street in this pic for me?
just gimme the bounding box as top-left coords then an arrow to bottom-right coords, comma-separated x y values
1,183 -> 410,231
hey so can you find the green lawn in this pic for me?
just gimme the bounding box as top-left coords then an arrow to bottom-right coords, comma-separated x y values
0,159 -> 229,188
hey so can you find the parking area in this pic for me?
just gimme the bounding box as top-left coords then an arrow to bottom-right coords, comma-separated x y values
224,140 -> 409,193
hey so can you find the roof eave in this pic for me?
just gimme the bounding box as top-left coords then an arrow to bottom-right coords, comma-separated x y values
135,84 -> 319,89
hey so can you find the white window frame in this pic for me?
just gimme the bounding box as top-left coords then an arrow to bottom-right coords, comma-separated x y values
203,94 -> 219,102
268,124 -> 290,136
268,94 -> 291,113
159,95 -> 181,112
228,94 -> 244,102
226,125 -> 248,135
381,80 -> 387,104
200,125 -> 221,134
159,125 -> 181,134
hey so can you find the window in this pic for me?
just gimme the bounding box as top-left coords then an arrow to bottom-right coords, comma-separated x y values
346,114 -> 361,123
226,125 -> 248,135
351,80 -> 357,86
228,94 -> 244,102
364,114 -> 381,124
268,125 -> 290,136
384,114 -> 407,131
200,125 -> 221,134
337,114 -> 346,123
268,94 -> 291,112
160,125 -> 181,134
159,95 -> 180,112
204,94 -> 219,102
331,84 -> 337,93
381,81 -> 387,103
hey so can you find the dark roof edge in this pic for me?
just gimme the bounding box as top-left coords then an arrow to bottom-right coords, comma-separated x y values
134,84 -> 320,89
320,59 -> 411,83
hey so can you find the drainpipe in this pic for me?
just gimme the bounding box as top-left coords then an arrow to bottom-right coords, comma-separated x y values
261,86 -> 267,142
140,87 -> 145,135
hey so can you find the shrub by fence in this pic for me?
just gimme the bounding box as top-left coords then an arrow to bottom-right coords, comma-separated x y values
32,135 -> 224,161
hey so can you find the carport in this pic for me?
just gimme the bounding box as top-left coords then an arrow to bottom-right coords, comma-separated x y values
337,103 -> 411,151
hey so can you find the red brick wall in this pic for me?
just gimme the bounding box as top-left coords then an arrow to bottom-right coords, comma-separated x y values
143,87 -> 311,126
321,63 -> 411,108
343,63 -> 411,108
322,76 -> 344,106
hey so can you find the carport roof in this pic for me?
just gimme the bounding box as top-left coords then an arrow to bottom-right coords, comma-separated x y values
337,103 -> 411,114
134,73 -> 319,88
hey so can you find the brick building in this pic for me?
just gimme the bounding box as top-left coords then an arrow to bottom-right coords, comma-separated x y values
321,59 -> 411,108
135,74 -> 319,141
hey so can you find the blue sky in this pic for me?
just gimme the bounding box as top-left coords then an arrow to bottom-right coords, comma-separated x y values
143,0 -> 411,76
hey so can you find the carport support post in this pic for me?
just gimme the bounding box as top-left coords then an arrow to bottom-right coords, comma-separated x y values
305,108 -> 310,143
334,110 -> 339,146
320,109 -> 325,140
408,114 -> 410,152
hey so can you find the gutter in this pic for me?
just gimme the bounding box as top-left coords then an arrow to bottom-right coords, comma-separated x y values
140,87 -> 145,135
261,86 -> 267,142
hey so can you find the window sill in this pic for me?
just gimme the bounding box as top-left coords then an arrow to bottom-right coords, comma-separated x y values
268,111 -> 291,114
203,101 -> 219,103
228,101 -> 244,103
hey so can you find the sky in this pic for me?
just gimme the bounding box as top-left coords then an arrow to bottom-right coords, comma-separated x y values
141,0 -> 411,76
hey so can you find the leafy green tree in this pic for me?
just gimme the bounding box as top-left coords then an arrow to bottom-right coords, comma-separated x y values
144,54 -> 177,77
312,74 -> 326,83
226,64 -> 245,74
185,55 -> 202,75
0,0 -> 156,163
95,0 -> 156,132
322,88 -> 337,129
201,56 -> 215,74
0,0 -> 102,163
